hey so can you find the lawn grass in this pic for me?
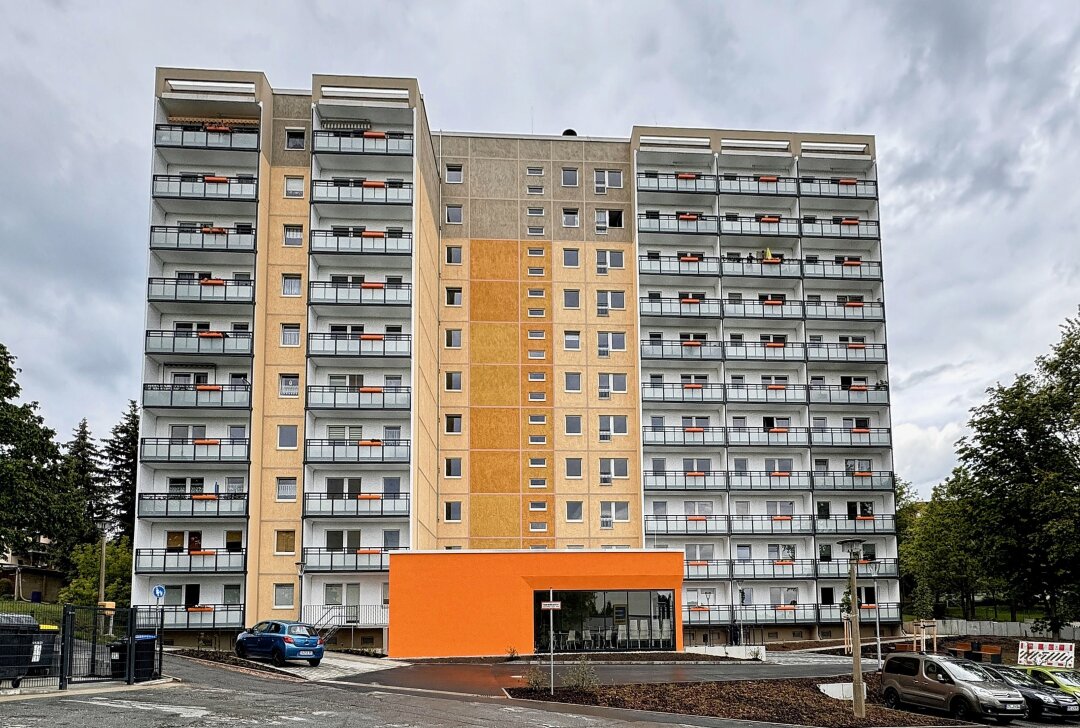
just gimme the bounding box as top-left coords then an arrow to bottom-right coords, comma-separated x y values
0,599 -> 65,626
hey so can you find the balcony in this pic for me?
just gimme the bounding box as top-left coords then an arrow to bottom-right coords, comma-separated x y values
306,333 -> 412,360
152,175 -> 257,202
728,472 -> 812,490
638,255 -> 721,277
310,179 -> 413,205
804,301 -> 885,321
303,493 -> 410,518
137,493 -> 248,519
723,300 -> 804,320
726,427 -> 810,447
812,471 -> 895,491
309,229 -> 412,257
304,439 -> 411,464
819,603 -> 901,623
147,278 -> 254,307
642,383 -> 725,405
719,216 -> 800,238
140,438 -> 249,464
683,605 -> 733,625
799,178 -> 878,200
801,218 -> 880,240
725,384 -> 808,405
644,471 -> 726,491
718,174 -> 798,197
729,514 -> 815,535
637,213 -> 719,236
731,559 -> 817,579
301,547 -> 402,572
724,341 -> 806,362
306,385 -> 411,411
641,340 -> 724,361
142,384 -> 251,411
636,172 -> 717,195
815,514 -> 896,534
301,604 -> 388,628
644,515 -> 727,535
639,297 -> 722,319
134,548 -> 246,574
809,384 -> 889,405
150,225 -> 255,254
803,260 -> 882,280
721,259 -> 802,278
308,281 -> 412,308
152,604 -> 246,630
155,124 -> 259,152
145,330 -> 254,359
736,605 -> 818,624
816,558 -> 899,579
642,426 -> 725,447
811,428 -> 891,447
684,560 -> 731,580
312,130 -> 414,156
806,343 -> 887,363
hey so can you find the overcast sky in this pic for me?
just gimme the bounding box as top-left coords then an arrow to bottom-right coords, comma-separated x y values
1,1 -> 1078,496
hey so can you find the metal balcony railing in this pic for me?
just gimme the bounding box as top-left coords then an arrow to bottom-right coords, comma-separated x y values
145,330 -> 254,357
736,604 -> 818,623
304,439 -> 411,463
805,343 -> 887,362
819,603 -> 901,623
637,213 -> 719,236
134,548 -> 246,574
636,172 -> 718,194
643,470 -> 727,491
140,438 -> 250,463
801,219 -> 880,239
642,426 -> 725,447
803,260 -> 883,280
152,175 -> 257,201
308,282 -> 411,306
137,493 -> 247,518
810,428 -> 891,447
312,130 -> 414,155
816,558 -> 899,579
302,604 -> 389,628
644,514 -> 728,535
154,124 -> 259,151
683,605 -> 734,624
728,514 -> 816,534
684,560 -> 731,580
724,384 -> 808,405
309,229 -> 412,256
640,340 -> 724,361
731,559 -> 817,579
724,341 -> 806,361
142,383 -> 251,409
726,427 -> 811,447
147,278 -> 254,305
301,547 -> 404,572
150,225 -> 256,253
641,383 -> 725,404
303,493 -> 410,518
811,471 -> 894,490
723,300 -> 804,319
307,333 -> 411,358
311,179 -> 413,205
721,259 -> 802,278
808,384 -> 889,405
305,385 -> 411,410
799,178 -> 878,199
719,216 -> 800,237
152,604 -> 246,629
814,514 -> 896,534
639,297 -> 723,318
718,174 -> 798,196
638,255 -> 721,277
804,301 -> 885,321
727,471 -> 812,490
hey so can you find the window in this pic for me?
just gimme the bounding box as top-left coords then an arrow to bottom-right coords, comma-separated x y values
275,530 -> 296,554
566,458 -> 583,478
445,246 -> 462,264
283,225 -> 303,247
445,164 -> 463,184
445,414 -> 463,434
600,501 -> 629,526
276,477 -> 297,501
284,176 -> 304,198
528,414 -> 547,424
528,266 -> 544,276
597,290 -> 625,312
600,458 -> 628,481
595,209 -> 624,232
446,287 -> 463,306
599,415 -> 628,439
445,457 -> 462,477
527,248 -> 544,257
277,425 -> 298,449
445,205 -> 463,224
444,501 -> 462,522
529,522 -> 547,533
563,289 -> 580,308
527,185 -> 544,195
564,330 -> 581,350
594,169 -> 623,194
527,350 -> 545,360
596,249 -> 624,273
562,208 -> 580,227
528,289 -> 545,298
528,308 -> 545,317
285,129 -> 306,150
445,371 -> 462,391
273,583 -> 295,609
597,331 -> 626,354
530,478 -> 547,488
566,501 -> 584,522
528,391 -> 546,402
281,324 -> 301,347
279,373 -> 299,397
529,434 -> 547,444
598,372 -> 627,394
565,415 -> 582,435
563,248 -> 580,267
527,331 -> 545,341
445,329 -> 462,348
562,168 -> 579,187
527,372 -> 546,383
526,166 -> 544,176
527,226 -> 544,236
281,274 -> 302,297
529,457 -> 547,467
527,207 -> 544,216
528,501 -> 548,512
564,372 -> 581,392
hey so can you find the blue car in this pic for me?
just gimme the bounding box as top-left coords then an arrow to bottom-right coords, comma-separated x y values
235,620 -> 324,667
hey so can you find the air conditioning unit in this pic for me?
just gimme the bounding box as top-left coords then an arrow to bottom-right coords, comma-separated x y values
598,390 -> 611,400
600,517 -> 614,530
599,431 -> 612,442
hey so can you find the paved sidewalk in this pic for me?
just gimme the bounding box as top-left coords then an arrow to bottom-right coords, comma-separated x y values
269,651 -> 406,681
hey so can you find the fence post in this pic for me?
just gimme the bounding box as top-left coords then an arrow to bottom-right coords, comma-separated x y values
125,607 -> 136,685
59,605 -> 74,690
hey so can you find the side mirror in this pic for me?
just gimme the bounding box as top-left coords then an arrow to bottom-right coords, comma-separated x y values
245,627 -> 254,634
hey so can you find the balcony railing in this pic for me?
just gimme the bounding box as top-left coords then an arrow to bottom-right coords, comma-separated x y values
142,383 -> 251,409
684,560 -> 731,580
811,428 -> 891,447
140,438 -> 249,463
683,605 -> 734,625
731,559 -> 817,579
819,603 -> 901,623
644,471 -> 727,491
721,259 -> 802,278
729,514 -> 816,534
148,278 -> 254,305
806,343 -> 887,363
311,179 -> 413,205
145,330 -> 254,357
812,471 -> 895,490
303,493 -> 410,518
799,178 -> 878,199
636,172 -> 718,194
150,225 -> 256,253
736,604 -> 819,623
301,547 -> 403,572
639,297 -> 723,318
305,385 -> 411,411
308,282 -> 411,307
805,301 -> 885,321
152,175 -> 257,201
814,514 -> 896,534
637,214 -> 719,236
137,493 -> 248,518
643,426 -> 725,447
307,333 -> 412,358
134,548 -> 246,574
641,340 -> 724,361
803,260 -> 882,280
816,558 -> 899,579
728,472 -> 812,490
154,124 -> 259,151
644,515 -> 728,535
302,604 -> 388,628
723,300 -> 804,319
309,229 -> 413,256
718,174 -> 798,196
312,130 -> 414,155
151,604 -> 246,630
725,384 -> 808,405
727,427 -> 811,447
724,342 -> 806,361
801,219 -> 880,239
638,256 -> 721,277
304,439 -> 411,463
642,383 -> 725,404
809,384 -> 889,405
720,216 -> 800,237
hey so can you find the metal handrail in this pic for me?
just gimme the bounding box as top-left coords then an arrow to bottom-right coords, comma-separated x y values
152,174 -> 258,200
308,281 -> 412,306
150,225 -> 256,252
310,179 -> 414,204
139,438 -> 250,462
147,277 -> 255,304
154,124 -> 259,151
640,340 -> 724,360
312,130 -> 414,155
137,493 -> 248,518
303,492 -> 411,518
310,229 -> 413,255
641,383 -> 726,402
145,329 -> 254,356
142,383 -> 251,409
134,548 -> 246,573
305,385 -> 412,410
303,439 -> 411,463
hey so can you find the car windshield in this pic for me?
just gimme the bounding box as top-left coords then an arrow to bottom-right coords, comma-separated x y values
1055,671 -> 1080,687
1000,669 -> 1041,688
288,625 -> 316,636
944,661 -> 987,682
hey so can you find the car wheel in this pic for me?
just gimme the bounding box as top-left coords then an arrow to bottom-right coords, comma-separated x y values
11,678 -> 20,689
271,650 -> 286,667
950,697 -> 973,721
883,688 -> 902,710
235,642 -> 247,659
308,659 -> 321,667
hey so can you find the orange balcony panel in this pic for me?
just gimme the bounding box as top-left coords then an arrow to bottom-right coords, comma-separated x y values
847,343 -> 866,350
203,175 -> 228,183
193,439 -> 219,446
189,549 -> 215,556
358,386 -> 383,393
199,279 -> 225,286
195,385 -> 222,392
684,471 -> 705,477
200,227 -> 226,234
838,178 -> 858,185
677,214 -> 698,221
686,516 -> 707,522
853,471 -> 873,477
762,258 -> 782,264
765,342 -> 786,348
771,515 -> 792,521
186,606 -> 214,612
689,605 -> 710,612
361,282 -> 385,289
759,216 -> 781,223
681,341 -> 702,347
850,428 -> 871,434
204,124 -> 231,133
849,385 -> 869,391
774,605 -> 796,611
762,299 -> 784,306
687,560 -> 708,567
680,256 -> 701,262
840,218 -> 860,225
844,301 -> 865,308
683,427 -> 704,433
359,334 -> 384,341
356,494 -> 383,500
768,427 -> 789,433
842,260 -> 863,266
680,298 -> 701,304
360,230 -> 385,238
361,180 -> 386,188
683,383 -> 703,390
772,560 -> 794,565
758,175 -> 779,183
769,471 -> 790,477
855,515 -> 876,521
362,130 -> 387,139
190,494 -> 218,500
676,173 -> 698,180
355,548 -> 382,555
357,440 -> 384,447
197,331 -> 223,339
766,385 -> 786,391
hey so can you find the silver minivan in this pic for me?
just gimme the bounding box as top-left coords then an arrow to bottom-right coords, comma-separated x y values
881,653 -> 1026,723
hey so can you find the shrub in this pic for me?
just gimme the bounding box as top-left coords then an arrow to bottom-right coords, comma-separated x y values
563,656 -> 599,692
524,666 -> 547,691
506,645 -> 519,661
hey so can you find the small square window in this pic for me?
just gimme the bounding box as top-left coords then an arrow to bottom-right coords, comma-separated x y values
284,176 -> 304,198
283,225 -> 303,247
445,329 -> 462,348
566,458 -> 583,478
446,287 -> 463,306
280,324 -> 301,347
273,583 -> 295,609
566,501 -> 583,522
564,331 -> 581,350
445,371 -> 462,391
444,501 -> 462,522
563,289 -> 580,308
445,414 -> 463,433
445,457 -> 462,477
276,477 -> 297,501
445,164 -> 463,184
275,530 -> 296,554
446,246 -> 462,264
565,415 -> 582,435
281,274 -> 302,297
279,373 -> 299,397
445,205 -> 463,224
563,249 -> 580,267
285,129 -> 306,150
565,372 -> 581,392
562,208 -> 580,228
527,207 -> 544,216
562,168 -> 579,187
527,226 -> 544,236
277,424 -> 298,449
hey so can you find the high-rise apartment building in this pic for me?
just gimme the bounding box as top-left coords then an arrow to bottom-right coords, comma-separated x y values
133,68 -> 898,655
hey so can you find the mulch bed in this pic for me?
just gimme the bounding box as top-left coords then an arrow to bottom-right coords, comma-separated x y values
510,675 -> 972,728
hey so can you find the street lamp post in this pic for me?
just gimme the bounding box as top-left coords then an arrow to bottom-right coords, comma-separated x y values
295,561 -> 306,622
96,518 -> 109,606
867,559 -> 882,671
839,538 -> 866,719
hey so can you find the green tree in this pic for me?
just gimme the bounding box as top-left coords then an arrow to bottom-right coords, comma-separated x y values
893,477 -> 921,602
57,536 -> 133,607
103,400 -> 139,540
50,419 -> 107,576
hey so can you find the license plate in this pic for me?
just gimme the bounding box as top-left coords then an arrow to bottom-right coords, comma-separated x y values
298,650 -> 313,656
1068,706 -> 1078,712
1006,705 -> 1022,711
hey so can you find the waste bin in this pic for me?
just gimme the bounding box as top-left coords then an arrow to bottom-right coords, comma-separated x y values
0,613 -> 38,688
109,635 -> 159,682
28,625 -> 59,677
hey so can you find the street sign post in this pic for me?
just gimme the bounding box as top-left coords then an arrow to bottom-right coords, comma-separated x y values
152,585 -> 165,639
152,585 -> 166,600
544,592 -> 561,695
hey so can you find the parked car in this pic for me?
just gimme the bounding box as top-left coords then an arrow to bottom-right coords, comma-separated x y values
235,620 -> 324,667
881,653 -> 1026,723
1021,667 -> 1080,698
966,663 -> 1080,720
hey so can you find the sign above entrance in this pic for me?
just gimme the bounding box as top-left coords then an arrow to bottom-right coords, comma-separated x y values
540,601 -> 562,611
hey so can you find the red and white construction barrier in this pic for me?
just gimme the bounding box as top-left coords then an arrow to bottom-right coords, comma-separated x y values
1018,641 -> 1075,667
